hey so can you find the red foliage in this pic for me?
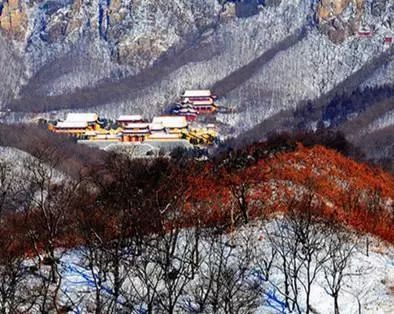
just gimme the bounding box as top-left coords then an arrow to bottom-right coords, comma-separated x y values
1,143 -> 393,260
188,144 -> 394,243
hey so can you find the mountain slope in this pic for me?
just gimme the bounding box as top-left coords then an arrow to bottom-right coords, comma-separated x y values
0,0 -> 393,158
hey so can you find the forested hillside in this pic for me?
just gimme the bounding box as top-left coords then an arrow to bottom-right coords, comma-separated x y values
0,133 -> 393,313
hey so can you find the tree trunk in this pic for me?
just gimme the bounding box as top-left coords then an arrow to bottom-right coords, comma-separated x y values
334,295 -> 340,314
366,237 -> 369,257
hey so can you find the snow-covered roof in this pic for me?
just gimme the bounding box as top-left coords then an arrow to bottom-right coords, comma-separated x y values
123,123 -> 149,129
65,113 -> 98,123
56,121 -> 88,129
179,108 -> 197,113
182,90 -> 212,98
179,104 -> 194,109
152,116 -> 188,129
149,123 -> 165,131
117,115 -> 143,122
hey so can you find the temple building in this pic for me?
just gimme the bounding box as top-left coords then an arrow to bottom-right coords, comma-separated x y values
49,91 -> 219,149
178,108 -> 198,121
189,99 -> 216,114
149,123 -> 165,134
54,113 -> 99,135
54,121 -> 89,136
182,90 -> 214,100
181,90 -> 217,113
117,115 -> 144,127
151,116 -> 188,135
65,113 -> 99,127
172,103 -> 198,121
122,122 -> 150,142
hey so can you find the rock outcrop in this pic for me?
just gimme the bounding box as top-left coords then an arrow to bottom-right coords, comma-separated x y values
4,0 -> 222,74
0,0 -> 28,40
317,0 -> 364,43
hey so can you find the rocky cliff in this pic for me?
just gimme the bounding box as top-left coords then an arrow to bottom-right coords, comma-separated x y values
317,0 -> 364,43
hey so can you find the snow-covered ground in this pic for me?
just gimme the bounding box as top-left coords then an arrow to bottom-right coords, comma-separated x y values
34,223 -> 394,314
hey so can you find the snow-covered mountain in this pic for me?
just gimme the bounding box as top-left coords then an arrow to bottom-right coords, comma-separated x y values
0,0 -> 393,158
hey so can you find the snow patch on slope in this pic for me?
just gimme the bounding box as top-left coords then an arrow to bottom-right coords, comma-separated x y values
55,225 -> 394,314
365,109 -> 394,133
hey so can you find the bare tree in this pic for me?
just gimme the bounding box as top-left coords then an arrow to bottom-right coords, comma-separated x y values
323,225 -> 357,314
127,237 -> 161,313
286,198 -> 330,314
265,217 -> 302,312
0,214 -> 31,313
148,228 -> 199,314
0,160 -> 15,216
0,158 -> 46,312
183,229 -> 217,313
265,196 -> 330,314
73,154 -> 192,313
185,228 -> 262,314
19,147 -> 83,312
